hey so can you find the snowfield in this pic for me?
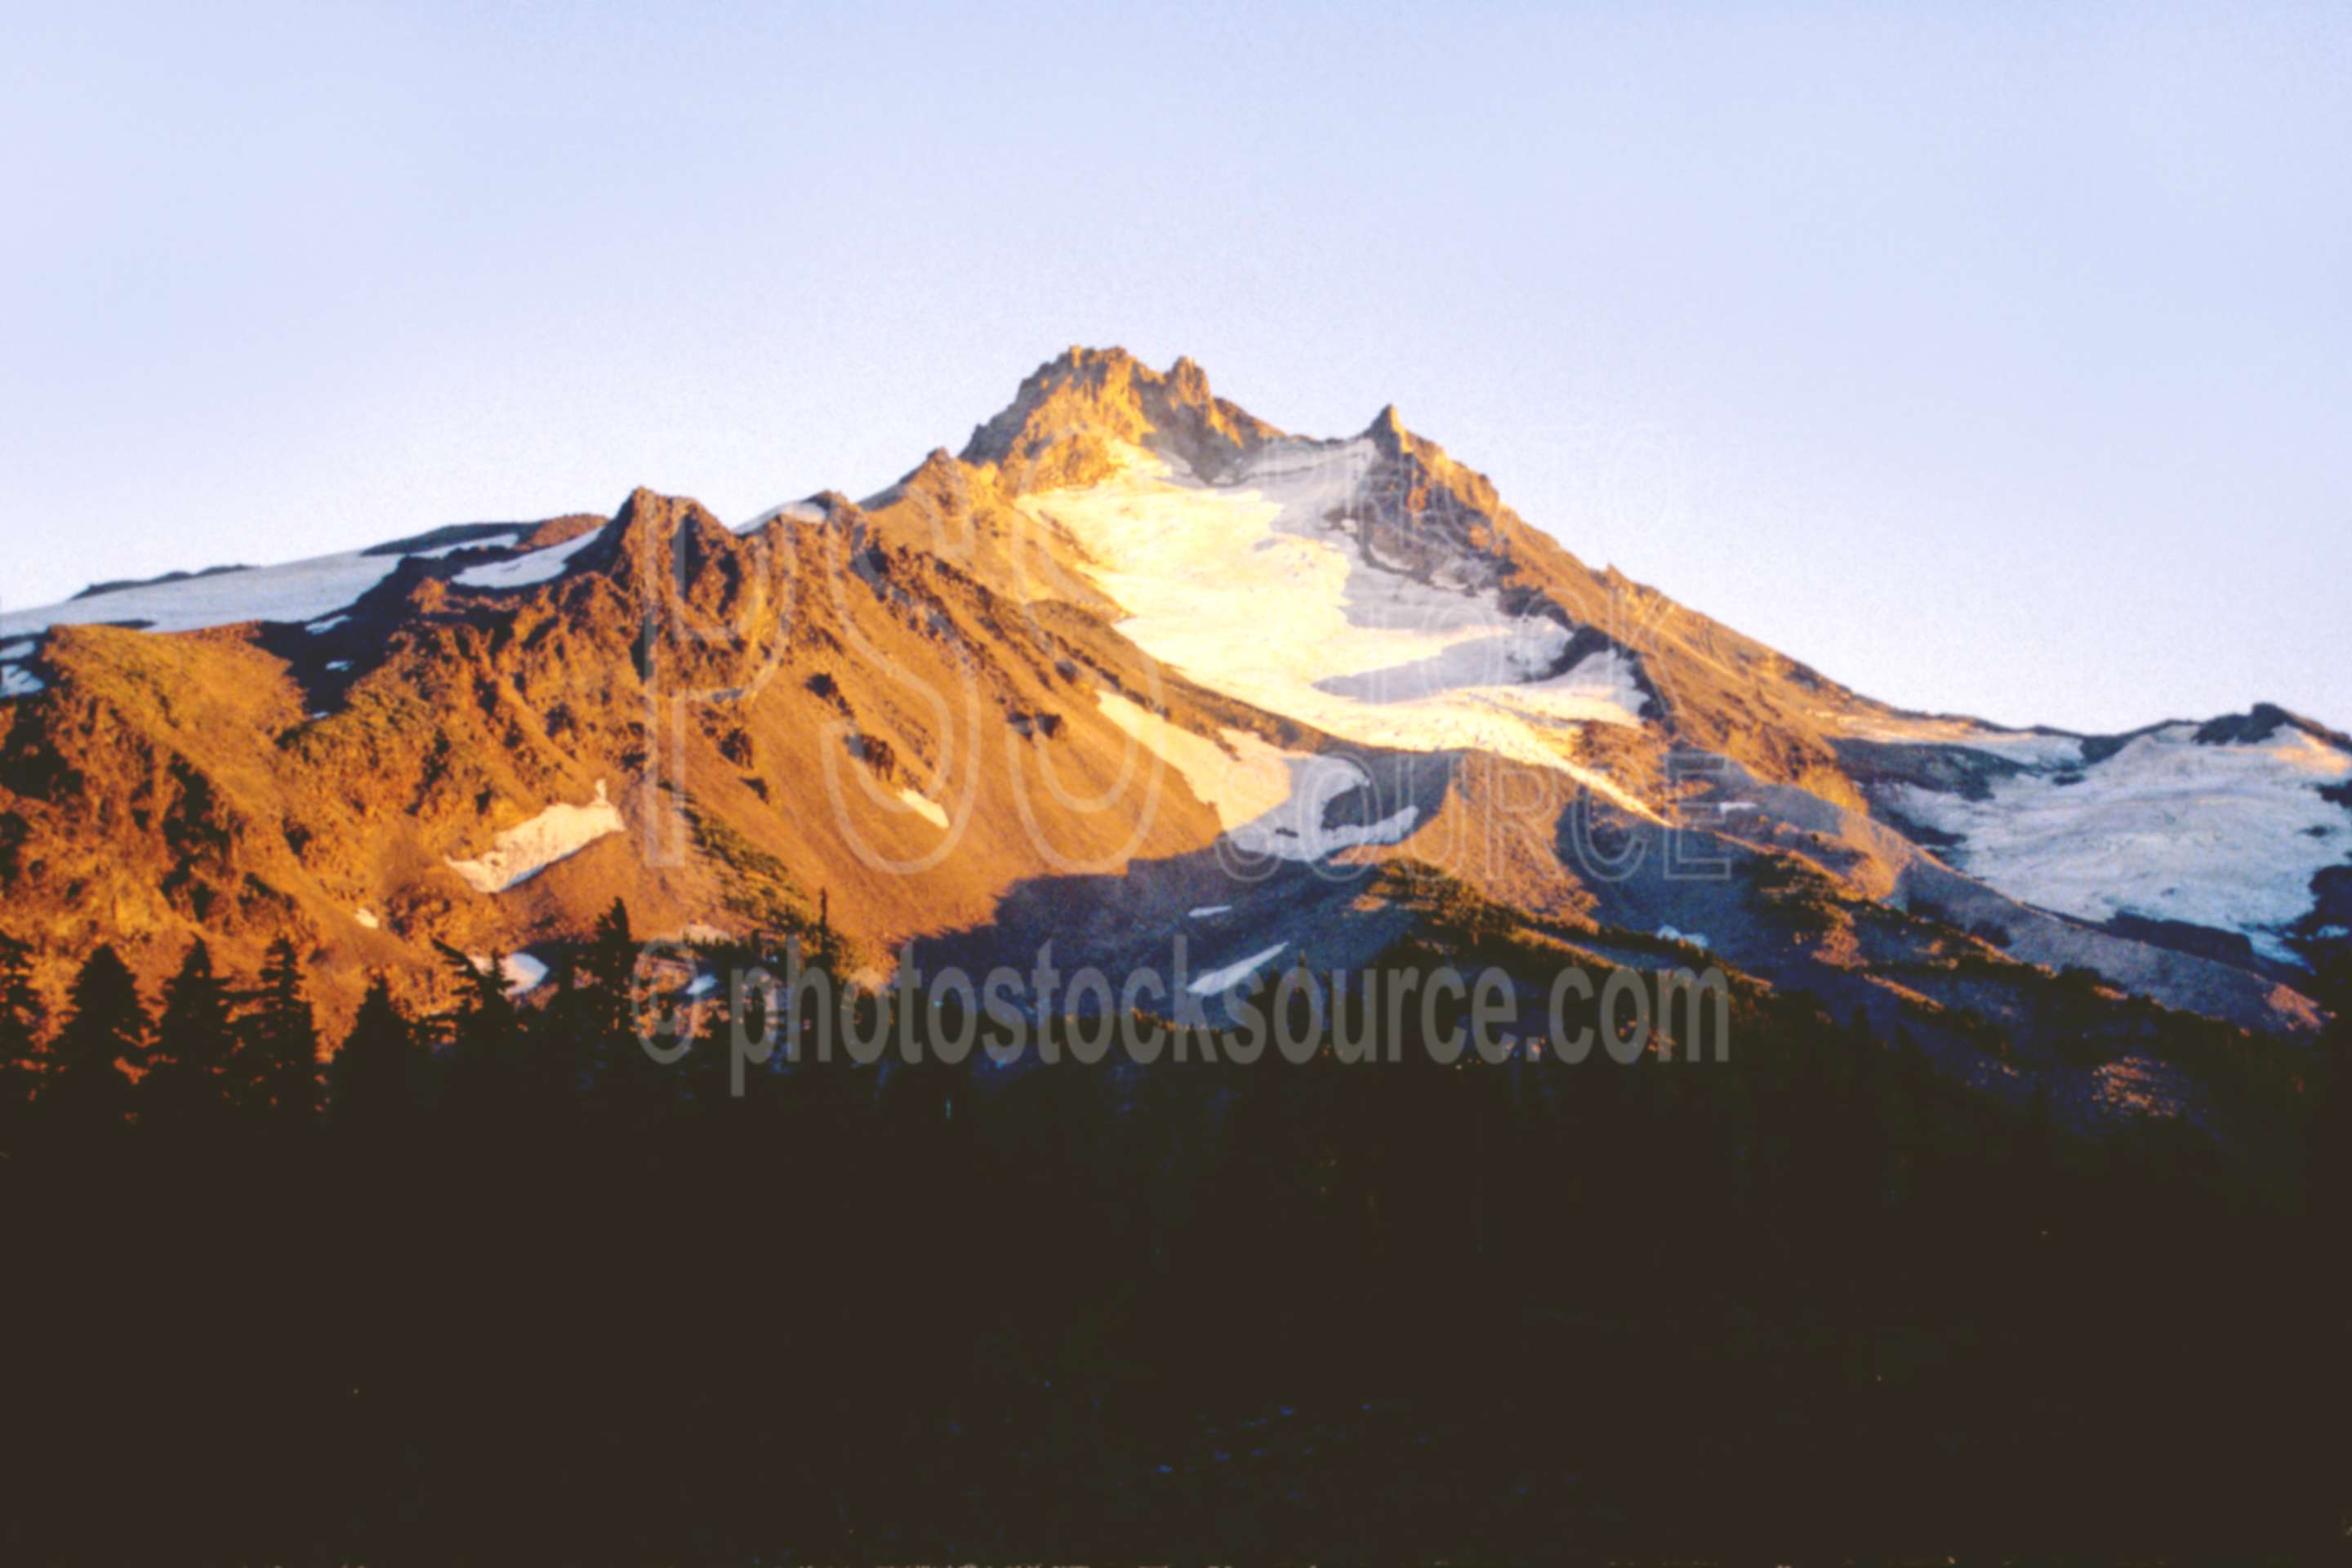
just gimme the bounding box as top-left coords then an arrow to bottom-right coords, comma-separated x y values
0,664 -> 44,698
444,781 -> 626,894
0,523 -> 562,641
452,525 -> 607,590
1094,691 -> 1420,862
1837,711 -> 2088,766
0,552 -> 407,639
1025,441 -> 1655,815
414,532 -> 521,559
1888,724 -> 2352,961
737,498 -> 831,533
1190,942 -> 1289,996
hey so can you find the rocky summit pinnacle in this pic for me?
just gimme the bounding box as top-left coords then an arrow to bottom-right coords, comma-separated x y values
0,350 -> 2343,1128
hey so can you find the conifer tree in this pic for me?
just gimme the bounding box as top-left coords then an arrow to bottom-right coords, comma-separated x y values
0,933 -> 43,1141
434,941 -> 528,1127
581,899 -> 636,1058
142,938 -> 240,1128
239,937 -> 319,1125
329,974 -> 421,1134
45,943 -> 149,1132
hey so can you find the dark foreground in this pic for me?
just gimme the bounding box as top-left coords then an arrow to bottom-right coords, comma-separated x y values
1,926 -> 2344,1564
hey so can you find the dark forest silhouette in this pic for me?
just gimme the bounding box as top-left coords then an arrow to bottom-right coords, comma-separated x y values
0,907 -> 2343,1563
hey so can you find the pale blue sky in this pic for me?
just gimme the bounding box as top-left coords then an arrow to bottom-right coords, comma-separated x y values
3,2 -> 2345,733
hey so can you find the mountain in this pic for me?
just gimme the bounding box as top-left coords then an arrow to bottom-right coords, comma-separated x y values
2,346 -> 2343,1128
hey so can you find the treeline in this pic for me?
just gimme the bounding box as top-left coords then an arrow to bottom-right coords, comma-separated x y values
0,902 -> 671,1148
0,907 -> 2343,1562
1,933 -> 330,1143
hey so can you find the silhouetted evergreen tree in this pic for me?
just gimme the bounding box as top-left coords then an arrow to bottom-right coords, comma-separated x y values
42,943 -> 147,1134
328,973 -> 422,1134
0,903 -> 2328,1558
238,937 -> 319,1125
140,937 -> 239,1129
578,898 -> 672,1123
434,940 -> 531,1129
585,896 -> 634,1022
0,933 -> 42,1145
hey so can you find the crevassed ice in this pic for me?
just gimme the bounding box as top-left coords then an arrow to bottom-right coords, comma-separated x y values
445,781 -> 626,894
1023,441 -> 1654,816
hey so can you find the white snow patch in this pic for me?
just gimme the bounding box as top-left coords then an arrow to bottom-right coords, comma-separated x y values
2316,925 -> 2350,941
1190,942 -> 1288,996
1231,752 -> 1420,862
0,665 -> 43,698
1094,692 -> 1298,831
353,909 -> 381,931
1888,724 -> 2352,962
1094,691 -> 1419,861
452,525 -> 606,590
1023,442 -> 1656,817
1656,925 -> 1709,949
444,781 -> 626,894
739,499 -> 831,532
0,640 -> 33,660
325,660 -> 351,672
1962,732 -> 2087,766
895,787 -> 950,829
470,951 -> 550,994
1189,905 -> 1232,918
686,973 -> 719,998
1840,713 -> 2087,767
413,532 -> 521,559
0,520 -> 612,642
0,555 -> 403,640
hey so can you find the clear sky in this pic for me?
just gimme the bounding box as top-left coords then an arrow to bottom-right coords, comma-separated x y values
3,2 -> 2345,733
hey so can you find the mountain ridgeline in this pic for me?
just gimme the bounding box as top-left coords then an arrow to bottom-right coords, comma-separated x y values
3,349 -> 2350,1557
0,346 -> 2345,1132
